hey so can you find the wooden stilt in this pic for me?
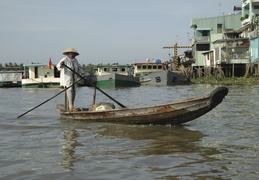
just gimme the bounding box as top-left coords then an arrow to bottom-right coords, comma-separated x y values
232,63 -> 235,78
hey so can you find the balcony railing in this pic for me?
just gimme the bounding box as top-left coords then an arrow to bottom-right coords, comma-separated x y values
220,52 -> 250,64
194,36 -> 210,42
250,29 -> 259,38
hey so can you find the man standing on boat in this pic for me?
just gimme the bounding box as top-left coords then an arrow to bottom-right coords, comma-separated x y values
57,47 -> 81,111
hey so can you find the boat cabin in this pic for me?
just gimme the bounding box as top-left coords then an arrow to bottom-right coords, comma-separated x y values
131,63 -> 168,77
94,64 -> 134,76
0,71 -> 23,87
22,63 -> 60,88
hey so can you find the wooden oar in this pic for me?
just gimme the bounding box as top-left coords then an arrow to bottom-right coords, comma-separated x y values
62,64 -> 127,108
92,87 -> 97,107
17,79 -> 82,119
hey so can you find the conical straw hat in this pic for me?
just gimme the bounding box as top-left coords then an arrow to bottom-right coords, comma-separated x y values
63,47 -> 79,56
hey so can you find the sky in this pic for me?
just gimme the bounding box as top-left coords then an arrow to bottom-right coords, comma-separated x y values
0,0 -> 242,65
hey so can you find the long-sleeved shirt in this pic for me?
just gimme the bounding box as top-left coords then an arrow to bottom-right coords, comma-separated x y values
56,57 -> 80,88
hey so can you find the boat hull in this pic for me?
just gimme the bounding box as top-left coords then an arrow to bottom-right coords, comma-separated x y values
140,71 -> 189,85
22,82 -> 61,88
92,73 -> 140,88
0,81 -> 21,87
57,86 -> 228,125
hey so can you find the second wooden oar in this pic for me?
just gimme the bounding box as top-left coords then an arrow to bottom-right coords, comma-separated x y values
63,64 -> 127,108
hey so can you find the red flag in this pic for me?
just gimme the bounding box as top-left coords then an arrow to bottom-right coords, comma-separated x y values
48,57 -> 52,69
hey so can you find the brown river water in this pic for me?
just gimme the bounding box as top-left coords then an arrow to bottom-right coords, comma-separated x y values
0,84 -> 258,180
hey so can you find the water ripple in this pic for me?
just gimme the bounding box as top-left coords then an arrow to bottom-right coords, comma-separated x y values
0,84 -> 258,179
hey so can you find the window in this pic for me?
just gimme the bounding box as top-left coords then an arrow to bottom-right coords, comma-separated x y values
202,30 -> 210,36
158,65 -> 162,69
104,68 -> 110,72
153,65 -> 157,69
148,65 -> 152,69
217,24 -> 223,33
34,67 -> 38,78
120,68 -> 126,72
54,67 -> 60,78
196,44 -> 210,51
112,68 -> 117,72
142,65 -> 147,69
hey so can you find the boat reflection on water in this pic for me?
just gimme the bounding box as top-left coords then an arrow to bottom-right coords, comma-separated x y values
57,122 -> 222,173
96,125 -> 209,155
59,128 -> 84,171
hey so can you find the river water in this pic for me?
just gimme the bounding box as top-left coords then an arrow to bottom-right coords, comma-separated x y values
0,84 -> 258,180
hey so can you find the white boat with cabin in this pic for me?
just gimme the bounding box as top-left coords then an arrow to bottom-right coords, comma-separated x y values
22,63 -> 61,88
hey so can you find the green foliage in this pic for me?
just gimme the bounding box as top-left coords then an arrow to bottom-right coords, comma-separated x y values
80,64 -> 96,74
191,77 -> 259,85
0,62 -> 24,70
241,14 -> 249,21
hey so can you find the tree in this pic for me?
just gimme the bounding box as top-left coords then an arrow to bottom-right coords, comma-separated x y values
19,63 -> 24,69
80,63 -> 96,74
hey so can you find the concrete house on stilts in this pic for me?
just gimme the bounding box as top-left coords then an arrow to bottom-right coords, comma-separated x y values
189,1 -> 259,78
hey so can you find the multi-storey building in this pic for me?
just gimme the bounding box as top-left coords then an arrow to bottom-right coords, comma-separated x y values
241,0 -> 259,63
187,0 -> 259,77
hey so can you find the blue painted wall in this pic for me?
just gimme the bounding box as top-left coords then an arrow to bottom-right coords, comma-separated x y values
250,36 -> 259,63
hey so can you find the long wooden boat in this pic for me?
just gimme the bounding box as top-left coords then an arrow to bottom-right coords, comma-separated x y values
56,86 -> 228,125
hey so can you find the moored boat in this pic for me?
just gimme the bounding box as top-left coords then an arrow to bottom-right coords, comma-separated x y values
22,63 -> 61,88
92,64 -> 140,88
0,71 -> 23,87
132,62 -> 189,85
56,86 -> 228,125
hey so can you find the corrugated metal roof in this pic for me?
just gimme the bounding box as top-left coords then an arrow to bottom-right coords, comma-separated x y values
23,63 -> 57,67
213,37 -> 249,43
96,64 -> 132,67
